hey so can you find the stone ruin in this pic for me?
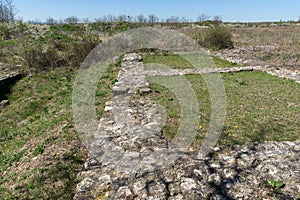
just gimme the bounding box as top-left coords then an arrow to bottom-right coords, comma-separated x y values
74,53 -> 299,200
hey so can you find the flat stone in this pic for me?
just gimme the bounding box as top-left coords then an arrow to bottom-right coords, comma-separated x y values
76,178 -> 94,193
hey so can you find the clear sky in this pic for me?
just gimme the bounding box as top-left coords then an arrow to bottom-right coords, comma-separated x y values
13,0 -> 300,22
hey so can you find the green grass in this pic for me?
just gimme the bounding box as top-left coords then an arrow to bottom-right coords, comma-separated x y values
143,53 -> 193,69
211,55 -> 240,68
143,54 -> 241,69
0,62 -> 119,199
145,54 -> 300,146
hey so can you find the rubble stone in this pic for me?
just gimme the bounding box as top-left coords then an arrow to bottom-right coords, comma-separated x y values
74,53 -> 299,199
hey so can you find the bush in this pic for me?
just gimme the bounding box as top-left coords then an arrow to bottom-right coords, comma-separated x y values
204,26 -> 233,50
67,32 -> 102,66
0,23 -> 10,39
191,30 -> 203,44
20,42 -> 61,71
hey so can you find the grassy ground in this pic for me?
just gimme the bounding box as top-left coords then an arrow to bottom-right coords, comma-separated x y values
1,53 -> 299,199
0,63 -> 119,199
144,54 -> 300,146
143,53 -> 240,69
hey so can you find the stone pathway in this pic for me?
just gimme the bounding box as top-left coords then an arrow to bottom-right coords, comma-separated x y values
74,53 -> 299,200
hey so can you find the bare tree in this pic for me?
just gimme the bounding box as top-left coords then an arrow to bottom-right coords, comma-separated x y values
64,16 -> 79,24
116,14 -> 127,22
166,16 -> 179,23
213,15 -> 222,22
95,15 -> 109,23
148,14 -> 158,24
0,0 -> 17,23
180,16 -> 190,23
46,17 -> 58,25
106,14 -> 115,23
197,14 -> 210,22
136,14 -> 147,23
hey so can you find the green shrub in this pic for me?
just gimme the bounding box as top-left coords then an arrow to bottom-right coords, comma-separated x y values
191,30 -> 203,44
0,24 -> 10,39
204,26 -> 234,50
20,42 -> 61,71
67,32 -> 102,66
49,24 -> 83,32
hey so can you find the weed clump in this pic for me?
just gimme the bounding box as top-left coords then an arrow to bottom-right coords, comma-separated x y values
204,26 -> 234,50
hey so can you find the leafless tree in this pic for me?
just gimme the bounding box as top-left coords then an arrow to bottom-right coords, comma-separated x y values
166,16 -> 179,23
180,16 -> 190,23
46,17 -> 58,24
136,14 -> 147,23
213,15 -> 222,22
95,15 -> 109,23
64,16 -> 79,24
116,14 -> 127,22
148,14 -> 158,24
107,14 -> 115,23
0,0 -> 17,23
197,14 -> 210,22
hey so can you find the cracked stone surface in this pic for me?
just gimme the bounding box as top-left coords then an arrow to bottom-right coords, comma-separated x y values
74,53 -> 299,200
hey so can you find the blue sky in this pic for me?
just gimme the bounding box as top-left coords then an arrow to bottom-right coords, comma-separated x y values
14,0 -> 300,22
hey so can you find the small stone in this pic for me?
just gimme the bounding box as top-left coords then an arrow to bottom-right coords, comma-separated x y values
180,178 -> 197,193
213,147 -> 220,152
76,178 -> 94,192
84,158 -> 98,169
104,106 -> 113,112
138,87 -> 151,95
112,85 -> 130,96
32,156 -> 38,161
293,144 -> 300,152
133,178 -> 146,193
225,182 -> 232,189
115,186 -> 133,199
0,100 -> 9,108
98,175 -> 111,187
193,169 -> 203,177
169,182 -> 181,196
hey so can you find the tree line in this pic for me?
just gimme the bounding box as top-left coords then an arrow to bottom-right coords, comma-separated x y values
43,14 -> 223,25
0,0 -> 223,24
1,0 -> 300,24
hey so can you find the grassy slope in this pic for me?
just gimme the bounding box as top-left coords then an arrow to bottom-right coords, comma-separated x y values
0,63 -> 119,199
